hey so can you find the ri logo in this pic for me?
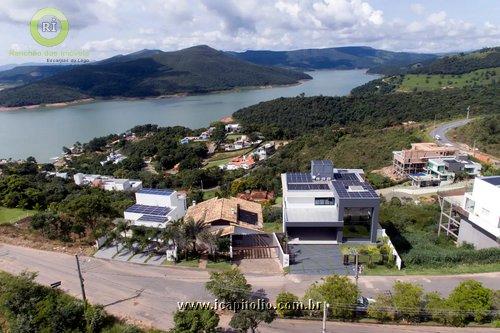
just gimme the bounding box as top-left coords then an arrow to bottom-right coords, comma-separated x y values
30,8 -> 69,47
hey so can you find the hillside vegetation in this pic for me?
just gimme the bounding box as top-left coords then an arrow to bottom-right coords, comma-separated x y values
234,85 -> 499,138
398,67 -> 497,92
451,114 -> 500,157
0,45 -> 310,107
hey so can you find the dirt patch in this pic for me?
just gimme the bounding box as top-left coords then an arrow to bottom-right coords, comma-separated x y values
0,225 -> 95,256
372,165 -> 405,182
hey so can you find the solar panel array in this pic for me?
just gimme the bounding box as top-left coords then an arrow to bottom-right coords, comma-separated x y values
332,181 -> 378,199
286,173 -> 312,183
137,188 -> 173,196
333,172 -> 359,181
138,214 -> 168,223
288,183 -> 330,191
125,204 -> 171,216
483,176 -> 500,186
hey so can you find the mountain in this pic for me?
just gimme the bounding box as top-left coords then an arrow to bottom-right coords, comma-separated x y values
229,46 -> 437,72
0,45 -> 311,107
0,65 -> 70,85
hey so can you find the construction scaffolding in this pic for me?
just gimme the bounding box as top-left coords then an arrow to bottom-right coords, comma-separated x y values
437,189 -> 470,244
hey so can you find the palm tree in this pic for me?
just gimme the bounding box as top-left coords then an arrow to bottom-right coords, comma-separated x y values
161,220 -> 187,260
181,218 -> 209,257
199,229 -> 221,260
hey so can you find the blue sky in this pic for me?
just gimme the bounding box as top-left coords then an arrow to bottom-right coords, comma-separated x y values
0,0 -> 498,64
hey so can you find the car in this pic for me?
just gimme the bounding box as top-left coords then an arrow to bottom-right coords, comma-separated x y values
355,296 -> 376,314
434,134 -> 441,140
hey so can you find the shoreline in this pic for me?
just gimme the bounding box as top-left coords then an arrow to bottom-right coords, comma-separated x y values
0,78 -> 313,112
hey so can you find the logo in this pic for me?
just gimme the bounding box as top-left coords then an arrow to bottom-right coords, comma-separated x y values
30,8 -> 69,47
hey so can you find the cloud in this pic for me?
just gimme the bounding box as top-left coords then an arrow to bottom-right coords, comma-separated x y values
410,3 -> 425,15
0,0 -> 498,64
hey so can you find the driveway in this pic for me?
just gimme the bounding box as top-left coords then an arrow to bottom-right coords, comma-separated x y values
288,244 -> 353,275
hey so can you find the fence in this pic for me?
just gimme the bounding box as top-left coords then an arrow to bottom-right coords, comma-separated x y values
377,229 -> 403,270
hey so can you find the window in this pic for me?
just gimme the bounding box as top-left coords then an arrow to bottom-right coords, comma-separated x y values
315,197 -> 335,205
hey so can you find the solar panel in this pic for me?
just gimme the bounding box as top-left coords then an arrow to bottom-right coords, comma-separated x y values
288,183 -> 330,191
332,181 -> 378,199
286,173 -> 312,183
138,215 -> 168,223
137,188 -> 173,196
125,204 -> 171,216
333,172 -> 359,181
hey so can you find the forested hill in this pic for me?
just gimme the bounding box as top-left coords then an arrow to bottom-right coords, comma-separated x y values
230,46 -> 436,72
370,47 -> 500,75
233,85 -> 499,138
0,45 -> 310,107
411,47 -> 500,74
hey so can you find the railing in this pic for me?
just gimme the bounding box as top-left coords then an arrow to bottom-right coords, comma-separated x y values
272,233 -> 289,268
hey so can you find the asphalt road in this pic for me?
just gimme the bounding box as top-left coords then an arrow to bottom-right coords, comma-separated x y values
429,118 -> 472,148
0,244 -> 499,331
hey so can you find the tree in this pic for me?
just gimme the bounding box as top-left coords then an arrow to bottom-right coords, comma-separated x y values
229,306 -> 276,333
445,280 -> 493,326
276,292 -> 302,318
205,268 -> 251,305
392,281 -> 424,322
303,275 -> 359,319
172,308 -> 219,333
181,218 -> 209,256
424,291 -> 448,324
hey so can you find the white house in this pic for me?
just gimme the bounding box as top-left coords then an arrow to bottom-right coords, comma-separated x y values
225,123 -> 241,133
124,188 -> 187,229
74,173 -> 142,192
459,176 -> 500,248
100,152 -> 127,166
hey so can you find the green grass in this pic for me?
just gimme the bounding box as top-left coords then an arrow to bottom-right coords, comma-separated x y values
364,262 -> 500,276
0,207 -> 35,225
273,196 -> 283,206
398,67 -> 498,92
164,257 -> 233,270
204,157 -> 233,169
202,188 -> 219,200
206,260 -> 233,270
226,133 -> 242,140
263,222 -> 282,233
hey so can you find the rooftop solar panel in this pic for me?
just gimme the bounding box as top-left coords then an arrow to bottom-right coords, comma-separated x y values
288,183 -> 330,191
137,215 -> 168,223
333,172 -> 359,181
286,173 -> 313,183
482,176 -> 500,186
137,188 -> 174,196
125,204 -> 171,216
332,181 -> 378,199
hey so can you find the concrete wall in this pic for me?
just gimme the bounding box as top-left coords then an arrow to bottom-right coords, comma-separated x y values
457,219 -> 499,249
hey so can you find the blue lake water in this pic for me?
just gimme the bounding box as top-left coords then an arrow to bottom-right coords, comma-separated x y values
0,69 -> 379,161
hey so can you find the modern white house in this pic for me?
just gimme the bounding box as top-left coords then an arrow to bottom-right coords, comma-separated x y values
74,173 -> 142,192
281,160 -> 380,244
100,152 -> 127,166
124,188 -> 187,229
225,123 -> 241,133
439,176 -> 500,249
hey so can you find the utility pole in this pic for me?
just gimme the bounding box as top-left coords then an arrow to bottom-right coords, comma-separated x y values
322,301 -> 329,333
75,255 -> 87,304
355,252 -> 359,287
466,106 -> 470,119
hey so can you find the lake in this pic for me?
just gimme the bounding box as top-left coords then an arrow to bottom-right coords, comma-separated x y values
0,69 -> 378,162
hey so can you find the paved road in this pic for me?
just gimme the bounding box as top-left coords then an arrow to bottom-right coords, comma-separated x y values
429,118 -> 472,148
0,244 -> 499,331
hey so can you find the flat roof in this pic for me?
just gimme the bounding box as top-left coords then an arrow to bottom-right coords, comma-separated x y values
137,188 -> 174,196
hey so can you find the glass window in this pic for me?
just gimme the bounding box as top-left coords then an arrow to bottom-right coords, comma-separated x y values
314,197 -> 335,205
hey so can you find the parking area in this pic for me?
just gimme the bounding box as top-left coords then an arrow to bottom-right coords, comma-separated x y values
288,244 -> 354,275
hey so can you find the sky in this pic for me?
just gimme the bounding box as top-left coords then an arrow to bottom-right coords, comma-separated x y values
0,0 -> 499,65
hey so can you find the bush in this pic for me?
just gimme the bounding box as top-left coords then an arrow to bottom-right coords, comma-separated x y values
276,292 -> 302,318
172,308 -> 219,333
445,280 -> 493,326
392,281 -> 424,322
368,293 -> 395,322
303,275 -> 359,319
